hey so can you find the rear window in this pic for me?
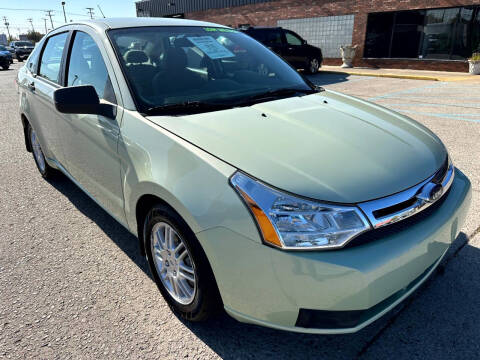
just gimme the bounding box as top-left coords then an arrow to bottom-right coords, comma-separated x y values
15,42 -> 34,47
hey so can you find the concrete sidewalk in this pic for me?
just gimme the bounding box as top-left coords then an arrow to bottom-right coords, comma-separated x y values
321,65 -> 479,82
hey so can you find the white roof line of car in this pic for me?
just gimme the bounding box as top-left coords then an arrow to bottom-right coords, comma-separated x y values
48,17 -> 229,34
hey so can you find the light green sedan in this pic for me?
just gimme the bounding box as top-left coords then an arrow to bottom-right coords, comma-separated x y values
17,18 -> 471,334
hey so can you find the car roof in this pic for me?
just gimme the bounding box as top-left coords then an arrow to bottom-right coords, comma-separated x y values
243,26 -> 282,30
54,17 -> 229,33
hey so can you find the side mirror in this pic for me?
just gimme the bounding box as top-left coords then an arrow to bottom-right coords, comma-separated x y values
302,39 -> 307,45
54,85 -> 116,119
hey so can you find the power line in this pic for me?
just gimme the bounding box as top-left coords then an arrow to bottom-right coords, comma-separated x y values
0,7 -> 89,17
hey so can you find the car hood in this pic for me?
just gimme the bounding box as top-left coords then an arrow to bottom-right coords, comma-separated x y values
147,90 -> 446,203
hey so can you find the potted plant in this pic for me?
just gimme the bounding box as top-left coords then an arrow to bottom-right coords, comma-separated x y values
340,45 -> 357,68
468,53 -> 480,75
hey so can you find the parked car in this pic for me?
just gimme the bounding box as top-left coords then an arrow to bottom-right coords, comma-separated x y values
16,18 -> 471,334
240,26 -> 323,74
9,40 -> 34,62
0,45 -> 14,64
0,45 -> 12,69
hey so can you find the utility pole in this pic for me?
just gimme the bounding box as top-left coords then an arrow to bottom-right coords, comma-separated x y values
27,18 -> 35,33
42,18 -> 48,34
2,17 -> 11,40
97,5 -> 106,18
86,7 -> 95,19
45,10 -> 54,29
61,2 -> 67,23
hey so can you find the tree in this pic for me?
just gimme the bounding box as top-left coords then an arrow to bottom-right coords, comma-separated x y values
26,31 -> 43,43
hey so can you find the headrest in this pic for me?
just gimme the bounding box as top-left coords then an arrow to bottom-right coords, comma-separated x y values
164,47 -> 187,71
124,50 -> 148,64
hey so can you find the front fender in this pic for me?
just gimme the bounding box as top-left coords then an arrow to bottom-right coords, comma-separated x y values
119,110 -> 261,246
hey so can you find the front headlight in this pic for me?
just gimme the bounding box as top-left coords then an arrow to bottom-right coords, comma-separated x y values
231,172 -> 371,250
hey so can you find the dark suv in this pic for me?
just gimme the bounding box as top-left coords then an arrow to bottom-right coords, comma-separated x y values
9,41 -> 35,62
240,27 -> 323,74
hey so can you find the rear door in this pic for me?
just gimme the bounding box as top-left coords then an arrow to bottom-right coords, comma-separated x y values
58,27 -> 126,223
29,31 -> 70,165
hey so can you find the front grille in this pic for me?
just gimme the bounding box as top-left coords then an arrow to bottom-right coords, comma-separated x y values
347,186 -> 451,249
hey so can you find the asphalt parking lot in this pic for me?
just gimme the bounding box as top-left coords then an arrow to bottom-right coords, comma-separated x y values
1,61 -> 479,359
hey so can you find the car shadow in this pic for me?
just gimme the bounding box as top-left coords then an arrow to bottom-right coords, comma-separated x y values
307,71 -> 351,86
46,174 -> 477,359
46,173 -> 152,281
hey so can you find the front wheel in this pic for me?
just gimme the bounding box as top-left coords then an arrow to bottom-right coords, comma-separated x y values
307,58 -> 320,74
144,204 -> 221,321
1,65 -> 8,70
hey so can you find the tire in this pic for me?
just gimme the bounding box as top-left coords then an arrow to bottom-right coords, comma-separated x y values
144,204 -> 221,321
306,57 -> 320,74
17,57 -> 23,62
28,124 -> 55,179
1,65 -> 8,70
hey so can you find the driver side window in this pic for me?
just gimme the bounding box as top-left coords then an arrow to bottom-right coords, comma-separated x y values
66,31 -> 116,103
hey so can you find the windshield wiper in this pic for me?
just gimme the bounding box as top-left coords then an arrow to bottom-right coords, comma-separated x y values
238,87 -> 321,105
146,101 -> 233,116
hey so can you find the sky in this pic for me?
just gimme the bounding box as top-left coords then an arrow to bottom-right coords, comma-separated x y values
1,0 -> 137,37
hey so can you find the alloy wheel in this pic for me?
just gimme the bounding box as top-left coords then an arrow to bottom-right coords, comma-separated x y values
150,222 -> 197,305
30,128 -> 46,173
309,58 -> 319,74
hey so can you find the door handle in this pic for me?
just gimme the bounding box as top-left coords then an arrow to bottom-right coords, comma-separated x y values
27,81 -> 35,91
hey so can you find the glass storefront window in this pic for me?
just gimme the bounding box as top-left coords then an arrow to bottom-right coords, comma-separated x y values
365,6 -> 480,60
421,8 -> 459,59
473,11 -> 480,53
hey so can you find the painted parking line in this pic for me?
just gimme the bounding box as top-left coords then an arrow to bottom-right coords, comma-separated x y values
379,102 -> 480,110
389,108 -> 480,123
368,82 -> 447,101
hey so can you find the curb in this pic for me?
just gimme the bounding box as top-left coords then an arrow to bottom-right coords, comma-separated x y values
321,70 -> 476,82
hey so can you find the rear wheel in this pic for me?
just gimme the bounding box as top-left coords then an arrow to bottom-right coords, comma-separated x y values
144,204 -> 221,321
28,124 -> 55,179
1,65 -> 8,70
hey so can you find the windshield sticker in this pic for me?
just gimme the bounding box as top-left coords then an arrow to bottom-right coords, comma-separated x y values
203,27 -> 237,33
187,36 -> 235,59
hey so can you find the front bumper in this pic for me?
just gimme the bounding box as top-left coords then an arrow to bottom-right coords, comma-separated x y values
15,51 -> 31,59
197,168 -> 471,334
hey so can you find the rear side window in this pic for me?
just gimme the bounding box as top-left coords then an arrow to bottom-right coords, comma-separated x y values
66,31 -> 116,103
39,32 -> 68,84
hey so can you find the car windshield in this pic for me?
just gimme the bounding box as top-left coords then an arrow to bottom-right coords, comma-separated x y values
15,42 -> 33,47
108,26 -> 314,115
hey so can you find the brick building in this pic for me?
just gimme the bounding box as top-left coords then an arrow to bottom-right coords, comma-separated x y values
135,0 -> 480,72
